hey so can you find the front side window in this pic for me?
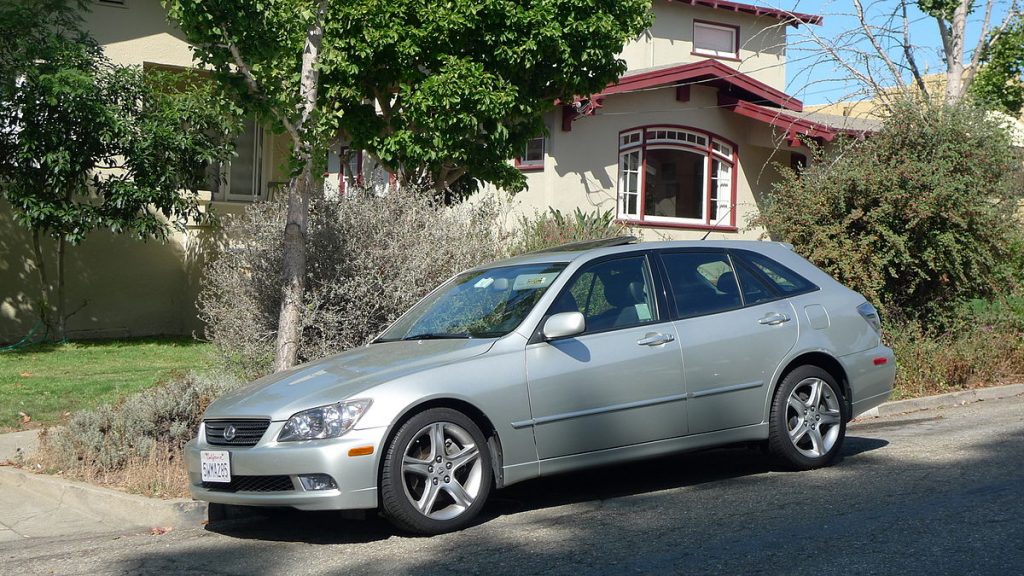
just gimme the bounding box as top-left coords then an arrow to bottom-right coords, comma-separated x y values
548,256 -> 657,333
617,126 -> 735,228
377,263 -> 567,341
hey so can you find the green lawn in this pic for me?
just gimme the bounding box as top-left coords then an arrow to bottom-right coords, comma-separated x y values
0,337 -> 213,431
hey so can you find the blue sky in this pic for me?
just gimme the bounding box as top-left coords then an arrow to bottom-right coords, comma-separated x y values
780,0 -> 1015,105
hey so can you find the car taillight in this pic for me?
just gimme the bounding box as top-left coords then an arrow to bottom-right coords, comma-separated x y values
857,302 -> 882,334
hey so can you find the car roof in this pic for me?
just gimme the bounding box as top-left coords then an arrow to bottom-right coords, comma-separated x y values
474,239 -> 796,270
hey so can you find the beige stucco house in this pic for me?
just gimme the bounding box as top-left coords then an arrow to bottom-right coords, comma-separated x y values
1,0 -> 859,342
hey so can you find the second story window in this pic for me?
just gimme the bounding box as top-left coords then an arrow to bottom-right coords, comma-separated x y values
693,21 -> 739,60
516,137 -> 545,171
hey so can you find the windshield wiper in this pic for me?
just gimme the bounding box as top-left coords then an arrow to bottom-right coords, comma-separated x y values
401,333 -> 472,341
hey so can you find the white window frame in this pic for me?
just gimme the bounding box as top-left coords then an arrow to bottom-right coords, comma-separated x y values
215,119 -> 266,202
693,21 -> 739,60
616,126 -> 736,228
517,137 -> 545,170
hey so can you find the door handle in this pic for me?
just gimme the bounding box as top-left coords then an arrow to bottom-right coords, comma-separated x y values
758,312 -> 791,326
637,333 -> 675,346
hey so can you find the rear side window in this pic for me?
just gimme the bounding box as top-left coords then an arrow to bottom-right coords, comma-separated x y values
660,252 -> 742,318
734,250 -> 817,295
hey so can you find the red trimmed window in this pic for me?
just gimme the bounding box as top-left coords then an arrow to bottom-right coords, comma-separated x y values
339,148 -> 363,195
693,21 -> 739,60
516,137 -> 545,170
617,126 -> 736,229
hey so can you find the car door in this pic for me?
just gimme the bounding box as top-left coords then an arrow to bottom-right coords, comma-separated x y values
524,253 -> 687,460
658,249 -> 799,435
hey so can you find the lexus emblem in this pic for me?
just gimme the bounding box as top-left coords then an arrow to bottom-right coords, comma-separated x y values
223,425 -> 237,441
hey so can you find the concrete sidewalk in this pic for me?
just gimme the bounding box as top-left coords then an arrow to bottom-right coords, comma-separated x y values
0,382 -> 1021,542
0,431 -> 204,542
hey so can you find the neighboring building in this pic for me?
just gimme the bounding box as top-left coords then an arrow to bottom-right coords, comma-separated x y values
0,0 -> 862,342
471,0 -> 876,240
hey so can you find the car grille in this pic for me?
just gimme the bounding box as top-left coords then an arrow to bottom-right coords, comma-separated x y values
205,419 -> 270,447
202,475 -> 295,492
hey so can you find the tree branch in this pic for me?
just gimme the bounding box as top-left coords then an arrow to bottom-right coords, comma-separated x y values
853,0 -> 905,90
901,0 -> 929,96
223,36 -> 303,150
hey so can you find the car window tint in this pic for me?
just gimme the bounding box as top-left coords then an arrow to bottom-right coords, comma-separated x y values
660,252 -> 742,317
737,251 -> 816,294
551,256 -> 656,332
734,262 -> 776,305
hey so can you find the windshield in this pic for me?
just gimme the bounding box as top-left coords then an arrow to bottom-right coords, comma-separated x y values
376,262 -> 568,341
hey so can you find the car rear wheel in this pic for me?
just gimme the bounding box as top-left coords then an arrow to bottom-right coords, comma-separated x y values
381,408 -> 492,534
768,366 -> 847,470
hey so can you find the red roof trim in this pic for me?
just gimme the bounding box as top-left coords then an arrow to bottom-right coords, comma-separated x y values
720,97 -> 868,142
672,0 -> 822,26
599,59 -> 803,112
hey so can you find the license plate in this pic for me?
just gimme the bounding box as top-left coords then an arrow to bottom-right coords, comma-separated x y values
200,450 -> 231,483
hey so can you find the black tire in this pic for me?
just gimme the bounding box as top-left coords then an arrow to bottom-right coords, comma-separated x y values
768,365 -> 848,471
381,408 -> 493,534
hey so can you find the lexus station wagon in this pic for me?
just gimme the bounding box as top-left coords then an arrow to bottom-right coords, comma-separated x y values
187,238 -> 895,534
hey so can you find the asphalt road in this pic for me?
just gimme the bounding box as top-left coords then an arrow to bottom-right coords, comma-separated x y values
3,395 -> 1023,576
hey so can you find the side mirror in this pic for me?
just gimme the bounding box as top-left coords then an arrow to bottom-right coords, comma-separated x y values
542,312 -> 586,340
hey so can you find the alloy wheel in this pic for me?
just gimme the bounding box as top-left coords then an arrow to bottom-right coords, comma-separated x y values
785,377 -> 843,458
400,421 -> 483,521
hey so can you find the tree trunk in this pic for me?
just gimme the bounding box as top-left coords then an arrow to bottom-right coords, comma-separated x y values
272,162 -> 311,371
30,229 -> 53,334
271,0 -> 327,372
56,235 -> 66,341
945,0 -> 969,102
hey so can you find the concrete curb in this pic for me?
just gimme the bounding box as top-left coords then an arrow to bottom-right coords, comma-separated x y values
0,466 -> 205,530
857,382 -> 1024,419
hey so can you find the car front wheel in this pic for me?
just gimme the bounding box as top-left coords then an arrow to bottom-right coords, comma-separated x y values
768,366 -> 847,470
381,408 -> 492,534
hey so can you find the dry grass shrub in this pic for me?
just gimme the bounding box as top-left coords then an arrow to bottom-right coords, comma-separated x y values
887,296 -> 1024,399
200,188 -> 629,378
32,371 -> 241,498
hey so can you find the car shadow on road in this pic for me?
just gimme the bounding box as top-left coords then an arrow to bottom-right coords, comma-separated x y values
204,437 -> 888,544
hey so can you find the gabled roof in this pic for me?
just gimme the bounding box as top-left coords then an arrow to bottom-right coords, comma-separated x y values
719,98 -> 876,143
672,0 -> 823,27
599,60 -> 803,111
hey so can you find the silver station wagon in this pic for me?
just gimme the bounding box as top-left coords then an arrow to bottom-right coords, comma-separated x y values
186,238 -> 895,534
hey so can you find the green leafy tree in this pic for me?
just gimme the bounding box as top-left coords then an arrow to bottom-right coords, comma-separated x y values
970,12 -> 1024,114
164,0 -> 651,370
0,0 -> 240,339
751,100 -> 1024,327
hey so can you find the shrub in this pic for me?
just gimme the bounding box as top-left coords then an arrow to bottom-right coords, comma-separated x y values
34,371 -> 242,496
513,207 -> 630,254
751,99 -> 1024,328
200,187 -> 508,377
200,190 -> 628,378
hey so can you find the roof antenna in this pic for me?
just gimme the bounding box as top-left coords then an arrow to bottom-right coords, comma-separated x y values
700,204 -> 733,240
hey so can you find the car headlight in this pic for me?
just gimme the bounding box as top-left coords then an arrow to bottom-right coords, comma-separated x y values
278,399 -> 372,442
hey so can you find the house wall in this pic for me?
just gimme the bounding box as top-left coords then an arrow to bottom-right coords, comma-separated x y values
85,0 -> 196,68
0,1 -> 289,343
498,84 -> 800,241
0,200 -> 215,342
619,0 -> 788,90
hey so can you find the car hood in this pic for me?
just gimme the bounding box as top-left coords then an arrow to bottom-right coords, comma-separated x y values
204,339 -> 496,421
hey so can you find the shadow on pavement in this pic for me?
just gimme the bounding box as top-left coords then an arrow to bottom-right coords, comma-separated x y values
203,438 -> 889,543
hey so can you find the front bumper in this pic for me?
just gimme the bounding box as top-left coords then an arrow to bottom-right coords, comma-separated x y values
840,343 -> 896,418
185,421 -> 388,511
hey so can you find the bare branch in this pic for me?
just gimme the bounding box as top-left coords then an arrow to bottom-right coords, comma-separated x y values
901,0 -> 929,96
854,0 -> 905,88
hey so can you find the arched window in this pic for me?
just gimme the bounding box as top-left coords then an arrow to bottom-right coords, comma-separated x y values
617,126 -> 736,229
